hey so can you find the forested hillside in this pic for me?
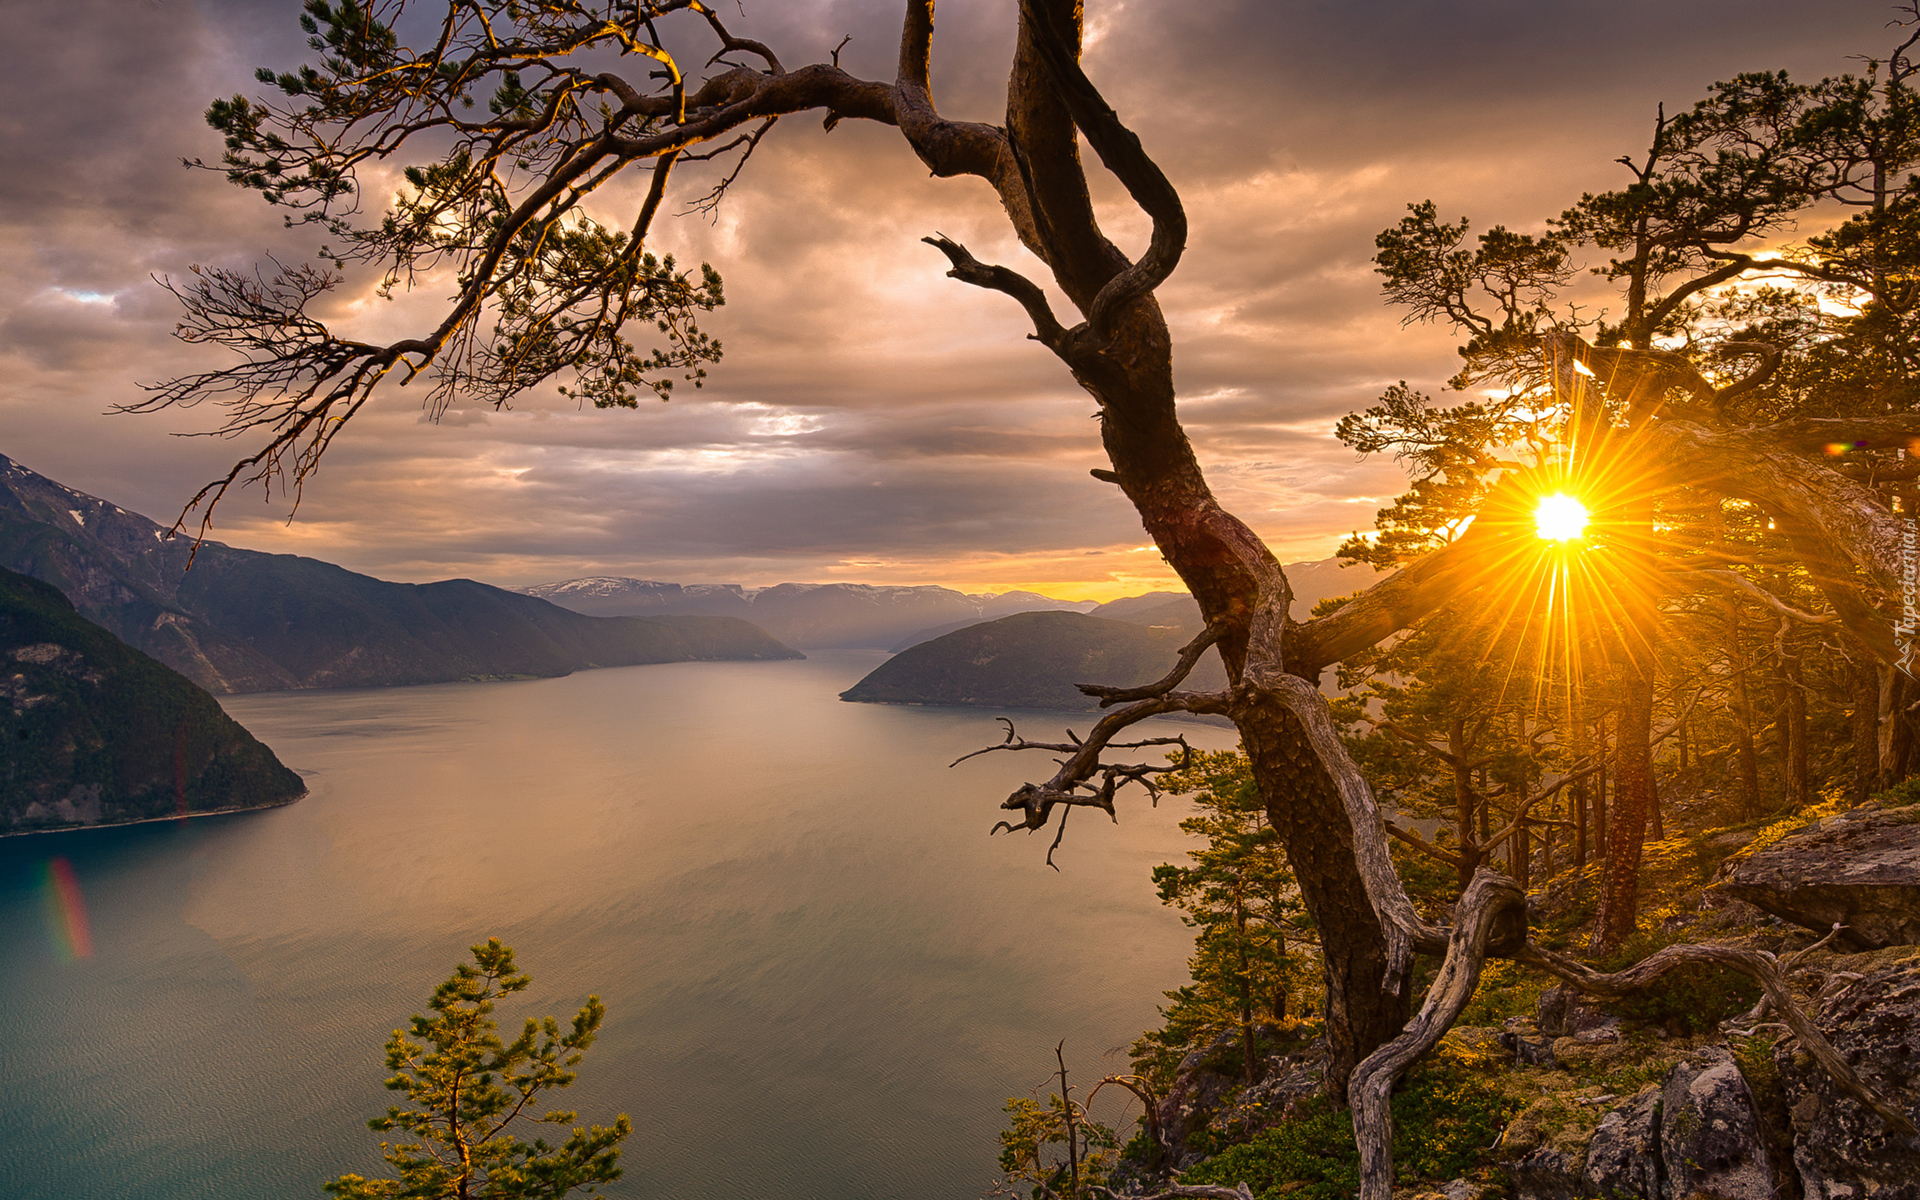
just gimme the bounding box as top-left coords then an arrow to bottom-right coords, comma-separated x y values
1,565 -> 305,833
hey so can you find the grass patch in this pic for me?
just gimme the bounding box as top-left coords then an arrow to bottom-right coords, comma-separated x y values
1460,958 -> 1546,1028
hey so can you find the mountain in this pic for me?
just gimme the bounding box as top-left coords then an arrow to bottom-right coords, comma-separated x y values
841,559 -> 1391,712
1,565 -> 306,833
839,610 -> 1200,710
513,577 -> 756,620
519,576 -> 1097,648
1088,591 -> 1192,623
978,590 -> 1100,619
1080,559 -> 1382,632
0,454 -> 801,694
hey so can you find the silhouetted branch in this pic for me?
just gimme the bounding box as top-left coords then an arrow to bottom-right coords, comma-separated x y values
1014,0 -> 1185,340
954,691 -> 1228,867
923,235 -> 1069,351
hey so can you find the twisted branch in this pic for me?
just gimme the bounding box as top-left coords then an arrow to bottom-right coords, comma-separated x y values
1518,940 -> 1916,1136
1351,871 -> 1527,1200
955,688 -> 1228,868
922,235 -> 1069,352
1078,622 -> 1225,706
1013,0 -> 1186,341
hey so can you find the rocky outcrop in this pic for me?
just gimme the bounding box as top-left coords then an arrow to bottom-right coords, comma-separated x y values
1580,1086 -> 1664,1199
1716,811 -> 1920,949
1775,955 -> 1920,1199
1151,1029 -> 1325,1169
1508,1048 -> 1781,1200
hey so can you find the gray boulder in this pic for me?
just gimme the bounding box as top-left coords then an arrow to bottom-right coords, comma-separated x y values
1508,1049 -> 1781,1200
1582,1086 -> 1664,1199
1658,1046 -> 1776,1200
1539,983 -> 1623,1040
1508,1144 -> 1587,1200
1717,811 -> 1920,949
1775,957 -> 1920,1199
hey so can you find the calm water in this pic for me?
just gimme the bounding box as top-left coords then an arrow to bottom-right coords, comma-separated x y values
0,651 -> 1235,1199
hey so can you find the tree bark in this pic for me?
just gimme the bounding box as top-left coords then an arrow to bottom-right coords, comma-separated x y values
1593,713 -> 1609,863
1783,651 -> 1810,808
1595,546 -> 1657,950
1239,717 -> 1409,1107
1596,674 -> 1653,950
1451,715 -> 1476,893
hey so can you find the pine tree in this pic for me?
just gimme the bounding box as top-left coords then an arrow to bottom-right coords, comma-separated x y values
325,939 -> 631,1200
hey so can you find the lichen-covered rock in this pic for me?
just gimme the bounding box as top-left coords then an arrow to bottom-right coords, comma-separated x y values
1658,1046 -> 1775,1200
1775,956 -> 1920,1199
1582,1086 -> 1664,1199
1539,984 -> 1620,1039
1506,1048 -> 1781,1200
1717,812 -> 1920,949
1491,1015 -> 1556,1070
1151,1029 -> 1324,1169
1508,1144 -> 1586,1200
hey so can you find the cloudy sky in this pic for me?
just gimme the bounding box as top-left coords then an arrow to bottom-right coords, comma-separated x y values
0,0 -> 1886,598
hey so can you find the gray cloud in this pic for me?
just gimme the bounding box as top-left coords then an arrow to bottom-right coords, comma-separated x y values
0,0 -> 1901,595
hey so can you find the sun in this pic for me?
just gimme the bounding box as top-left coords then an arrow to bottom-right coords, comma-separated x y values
1534,492 -> 1589,541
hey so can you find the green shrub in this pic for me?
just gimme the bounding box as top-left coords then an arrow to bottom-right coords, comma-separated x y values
1599,933 -> 1760,1034
1180,1056 -> 1519,1198
1460,959 -> 1544,1028
1181,1096 -> 1357,1200
1875,776 -> 1920,810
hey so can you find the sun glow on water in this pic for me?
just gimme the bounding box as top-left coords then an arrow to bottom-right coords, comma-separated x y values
1534,493 -> 1589,542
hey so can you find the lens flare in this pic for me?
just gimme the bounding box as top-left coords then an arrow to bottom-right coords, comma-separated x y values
44,857 -> 94,960
1534,493 -> 1589,542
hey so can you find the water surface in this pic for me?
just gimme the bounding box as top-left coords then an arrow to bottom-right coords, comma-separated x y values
0,651 -> 1235,1199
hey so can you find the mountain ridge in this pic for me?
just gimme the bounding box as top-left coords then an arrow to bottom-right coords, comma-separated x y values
519,556 -> 1379,651
0,454 -> 802,694
517,575 -> 1099,648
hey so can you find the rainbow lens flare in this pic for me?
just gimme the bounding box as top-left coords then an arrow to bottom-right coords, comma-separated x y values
44,857 -> 94,960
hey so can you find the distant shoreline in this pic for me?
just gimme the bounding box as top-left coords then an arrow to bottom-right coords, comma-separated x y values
0,792 -> 306,840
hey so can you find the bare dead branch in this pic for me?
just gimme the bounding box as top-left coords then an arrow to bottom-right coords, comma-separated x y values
1682,569 -> 1840,625
1079,622 -> 1225,706
1086,1074 -> 1162,1157
693,1 -> 784,74
954,689 -> 1231,866
1351,871 -> 1527,1200
1734,922 -> 1850,1025
681,117 -> 778,215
